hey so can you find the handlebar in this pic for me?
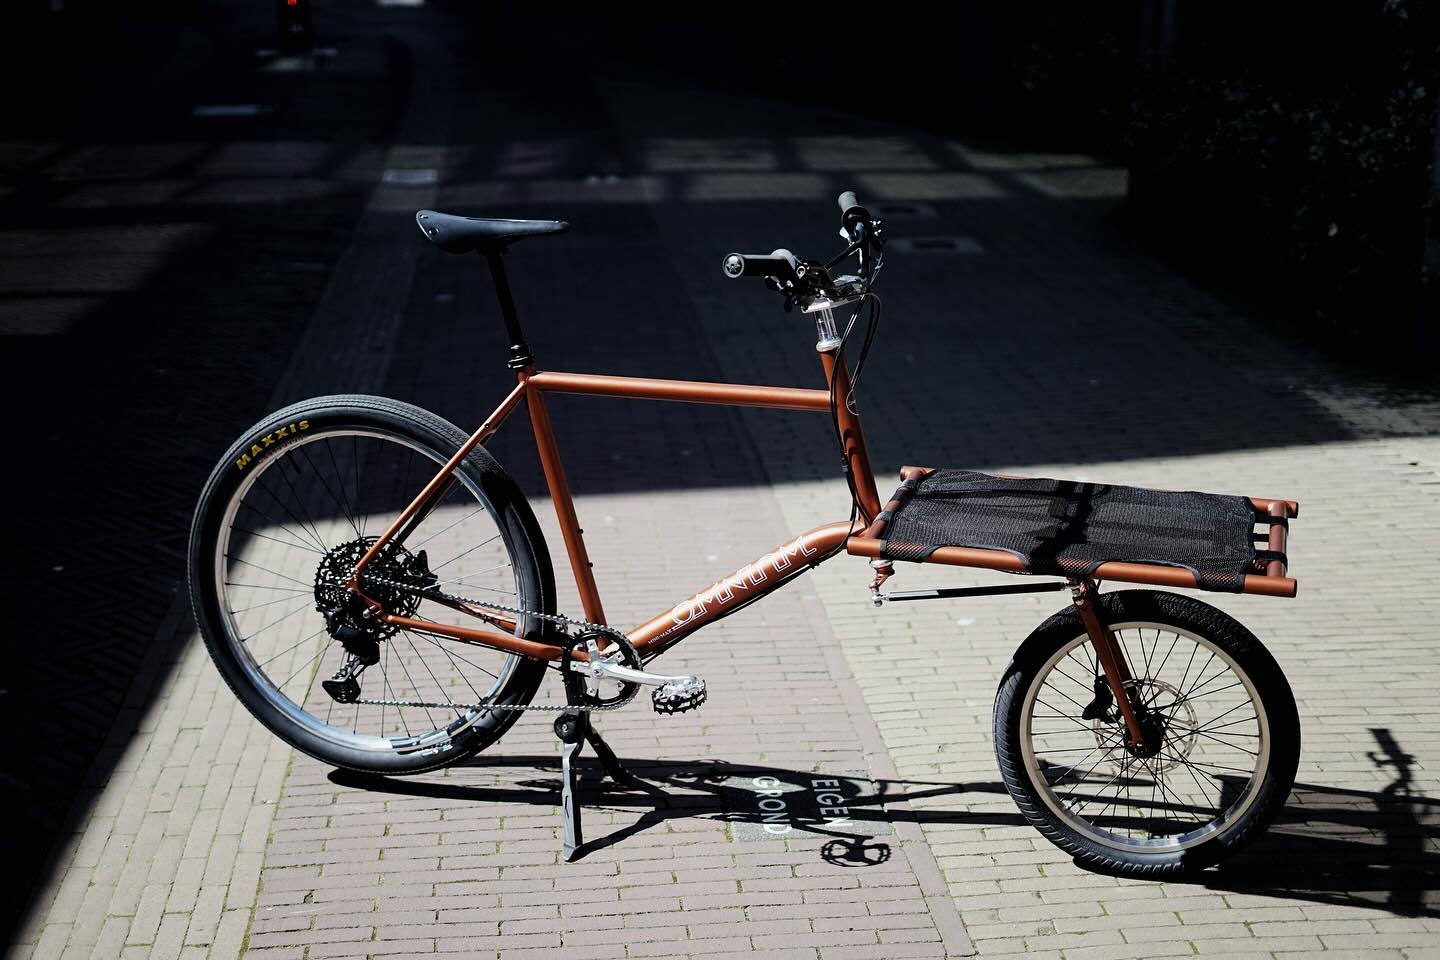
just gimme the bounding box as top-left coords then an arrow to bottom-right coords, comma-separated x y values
721,191 -> 883,303
837,191 -> 871,242
721,249 -> 800,283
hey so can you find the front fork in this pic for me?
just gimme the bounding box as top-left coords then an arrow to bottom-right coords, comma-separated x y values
1069,579 -> 1149,750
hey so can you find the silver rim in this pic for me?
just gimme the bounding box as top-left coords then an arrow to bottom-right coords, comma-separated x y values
213,427 -> 525,758
1019,621 -> 1271,852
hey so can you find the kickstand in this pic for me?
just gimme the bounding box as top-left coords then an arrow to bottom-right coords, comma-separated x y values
553,709 -> 634,862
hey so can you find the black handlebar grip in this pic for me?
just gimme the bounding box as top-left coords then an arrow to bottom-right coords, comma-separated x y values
837,191 -> 872,242
721,250 -> 799,282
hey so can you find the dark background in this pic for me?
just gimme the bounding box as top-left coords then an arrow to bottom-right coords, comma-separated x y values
1,0 -> 1436,948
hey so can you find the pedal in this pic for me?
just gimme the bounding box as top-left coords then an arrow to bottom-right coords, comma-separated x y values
651,676 -> 707,715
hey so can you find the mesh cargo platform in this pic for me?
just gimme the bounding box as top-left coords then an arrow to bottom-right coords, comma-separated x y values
849,468 -> 1297,597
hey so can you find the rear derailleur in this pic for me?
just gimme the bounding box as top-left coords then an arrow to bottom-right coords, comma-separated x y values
313,539 -> 437,704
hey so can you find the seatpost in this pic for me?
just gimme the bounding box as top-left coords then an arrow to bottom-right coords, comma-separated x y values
484,251 -> 534,370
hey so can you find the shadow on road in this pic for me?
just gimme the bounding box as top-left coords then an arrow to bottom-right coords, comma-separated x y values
333,726 -> 1439,916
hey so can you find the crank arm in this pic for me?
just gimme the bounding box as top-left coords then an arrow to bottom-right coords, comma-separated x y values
569,658 -> 698,688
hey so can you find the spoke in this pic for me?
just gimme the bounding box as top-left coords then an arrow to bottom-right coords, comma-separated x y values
390,638 -> 441,733
1169,664 -> 1236,707
297,442 -> 362,540
1057,733 -> 1126,807
1040,680 -> 1094,715
1139,628 -> 1158,683
1178,650 -> 1219,703
1192,700 -> 1256,733
1063,647 -> 1094,679
407,627 -> 501,681
1179,728 -> 1259,756
227,554 -> 314,590
231,524 -> 325,555
1034,698 -> 1104,734
381,640 -> 411,738
237,497 -> 328,555
352,435 -> 369,536
1138,753 -> 1202,826
258,462 -> 330,554
257,626 -> 326,668
1049,662 -> 1092,691
1148,631 -> 1183,686
406,630 -> 491,702
225,581 -> 310,593
230,592 -> 316,614
244,598 -> 316,638
1189,727 -> 1259,739
275,633 -> 329,691
409,504 -> 491,552
1172,641 -> 1202,706
1116,628 -> 1139,679
1196,714 -> 1260,734
402,631 -> 464,718
1074,754 -> 1137,818
1151,679 -> 1247,713
429,533 -> 505,574
276,451 -> 335,548
1171,747 -> 1221,813
1169,755 -> 1257,776
321,438 -> 364,536
432,561 -> 512,588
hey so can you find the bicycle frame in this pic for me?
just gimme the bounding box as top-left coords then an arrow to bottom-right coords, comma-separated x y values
350,346 -> 882,663
350,345 -> 1299,671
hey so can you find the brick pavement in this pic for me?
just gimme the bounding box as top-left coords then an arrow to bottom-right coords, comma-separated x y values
618,85 -> 1440,958
11,6 -> 1440,960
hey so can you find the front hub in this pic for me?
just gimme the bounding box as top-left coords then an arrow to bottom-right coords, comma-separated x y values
1124,709 -> 1168,760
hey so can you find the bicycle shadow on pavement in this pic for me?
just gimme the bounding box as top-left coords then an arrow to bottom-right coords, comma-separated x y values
331,725 -> 1440,915
1201,726 -> 1440,918
331,756 -> 1003,869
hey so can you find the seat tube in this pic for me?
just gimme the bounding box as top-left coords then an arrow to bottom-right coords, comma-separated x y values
816,310 -> 882,523
524,374 -> 607,624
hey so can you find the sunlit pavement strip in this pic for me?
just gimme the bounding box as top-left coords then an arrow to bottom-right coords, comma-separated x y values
7,593 -> 290,960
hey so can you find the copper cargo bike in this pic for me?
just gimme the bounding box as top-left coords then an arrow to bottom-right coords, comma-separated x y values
189,192 -> 1302,875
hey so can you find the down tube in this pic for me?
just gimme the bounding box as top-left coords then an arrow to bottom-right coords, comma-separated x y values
628,521 -> 856,656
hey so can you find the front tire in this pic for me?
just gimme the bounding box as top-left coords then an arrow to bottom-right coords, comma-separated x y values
188,394 -> 555,775
993,590 -> 1300,877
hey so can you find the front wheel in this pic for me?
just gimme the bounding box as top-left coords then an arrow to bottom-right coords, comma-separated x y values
188,395 -> 555,775
994,590 -> 1300,877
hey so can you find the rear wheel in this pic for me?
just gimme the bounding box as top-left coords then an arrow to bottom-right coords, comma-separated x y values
994,590 -> 1299,877
188,395 -> 555,775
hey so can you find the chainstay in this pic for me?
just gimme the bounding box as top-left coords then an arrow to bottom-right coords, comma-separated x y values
341,572 -> 638,714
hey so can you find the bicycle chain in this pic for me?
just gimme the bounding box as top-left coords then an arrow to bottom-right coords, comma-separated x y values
333,572 -> 639,714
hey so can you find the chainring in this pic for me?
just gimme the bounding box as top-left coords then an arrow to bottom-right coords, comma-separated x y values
561,630 -> 642,709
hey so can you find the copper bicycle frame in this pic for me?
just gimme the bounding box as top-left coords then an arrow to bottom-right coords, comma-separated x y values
348,355 -> 883,663
348,353 -> 1298,675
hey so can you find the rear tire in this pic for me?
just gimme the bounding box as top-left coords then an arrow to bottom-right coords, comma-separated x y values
188,394 -> 555,775
993,590 -> 1299,877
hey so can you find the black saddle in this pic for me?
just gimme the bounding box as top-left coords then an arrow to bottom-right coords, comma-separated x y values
415,209 -> 569,255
